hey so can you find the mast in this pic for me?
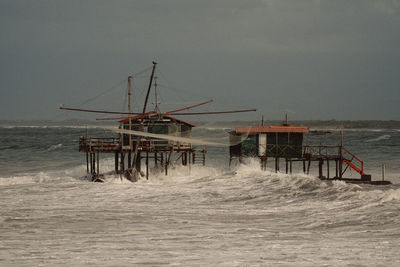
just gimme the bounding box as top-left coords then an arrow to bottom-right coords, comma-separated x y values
128,76 -> 133,148
128,76 -> 133,114
142,61 -> 157,113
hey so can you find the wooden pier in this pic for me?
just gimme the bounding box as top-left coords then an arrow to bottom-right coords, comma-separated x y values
60,62 -> 256,182
229,118 -> 392,185
79,135 -> 206,182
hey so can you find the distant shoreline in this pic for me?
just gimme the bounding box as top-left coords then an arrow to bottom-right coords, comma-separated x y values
1,119 -> 400,129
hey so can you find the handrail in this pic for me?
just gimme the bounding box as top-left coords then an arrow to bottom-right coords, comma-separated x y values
341,146 -> 364,175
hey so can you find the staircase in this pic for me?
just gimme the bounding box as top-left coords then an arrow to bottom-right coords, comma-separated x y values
341,147 -> 371,180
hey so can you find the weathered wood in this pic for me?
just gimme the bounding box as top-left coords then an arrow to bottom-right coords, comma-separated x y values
97,151 -> 100,175
318,159 -> 323,178
115,153 -> 119,173
285,158 -> 288,174
146,152 -> 149,180
120,152 -> 125,172
128,152 -> 132,169
275,157 -> 280,173
327,159 -> 330,178
165,152 -> 168,176
86,151 -> 89,173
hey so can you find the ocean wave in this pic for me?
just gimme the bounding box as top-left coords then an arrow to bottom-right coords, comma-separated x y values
366,134 -> 391,142
47,143 -> 63,151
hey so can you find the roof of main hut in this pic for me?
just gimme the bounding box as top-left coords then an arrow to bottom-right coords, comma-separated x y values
235,125 -> 309,135
119,112 -> 196,127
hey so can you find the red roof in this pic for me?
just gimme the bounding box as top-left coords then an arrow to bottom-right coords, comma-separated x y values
235,125 -> 308,135
119,113 -> 196,127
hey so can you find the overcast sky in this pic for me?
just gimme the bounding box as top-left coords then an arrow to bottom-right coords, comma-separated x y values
1,0 -> 399,121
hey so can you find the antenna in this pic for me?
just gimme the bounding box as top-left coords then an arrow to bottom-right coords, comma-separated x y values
283,113 -> 289,126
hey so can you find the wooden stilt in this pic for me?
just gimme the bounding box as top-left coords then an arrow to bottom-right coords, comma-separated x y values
165,152 -> 168,176
97,151 -> 100,175
275,157 -> 280,173
327,160 -> 330,178
318,159 -> 323,178
128,152 -> 132,169
285,158 -> 288,174
89,153 -> 93,174
335,159 -> 338,178
146,152 -> 149,180
93,153 -> 96,174
289,159 -> 292,174
303,160 -> 306,173
189,151 -> 192,173
120,152 -> 125,172
155,152 -> 158,167
86,151 -> 89,173
114,153 -> 118,173
307,159 -> 311,175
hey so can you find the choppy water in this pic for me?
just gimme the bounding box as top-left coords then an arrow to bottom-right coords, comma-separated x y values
0,125 -> 400,266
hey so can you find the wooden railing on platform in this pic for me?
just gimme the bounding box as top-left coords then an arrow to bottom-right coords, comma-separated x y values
80,136 -> 121,152
341,147 -> 365,175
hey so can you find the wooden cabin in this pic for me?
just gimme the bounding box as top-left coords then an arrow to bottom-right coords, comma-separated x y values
120,113 -> 195,148
230,125 -> 309,160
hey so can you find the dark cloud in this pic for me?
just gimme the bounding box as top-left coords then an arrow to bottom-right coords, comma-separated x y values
0,0 -> 399,120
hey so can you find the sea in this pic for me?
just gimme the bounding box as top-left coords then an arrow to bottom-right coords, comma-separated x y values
0,123 -> 399,266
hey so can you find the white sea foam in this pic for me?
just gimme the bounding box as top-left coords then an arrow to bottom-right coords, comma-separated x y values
47,143 -> 63,151
366,134 -> 391,142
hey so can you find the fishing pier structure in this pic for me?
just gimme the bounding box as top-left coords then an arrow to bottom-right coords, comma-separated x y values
78,113 -> 207,182
61,62 -> 255,182
229,118 -> 391,185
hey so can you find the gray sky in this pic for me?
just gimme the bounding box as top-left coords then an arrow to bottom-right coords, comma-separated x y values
1,0 -> 399,121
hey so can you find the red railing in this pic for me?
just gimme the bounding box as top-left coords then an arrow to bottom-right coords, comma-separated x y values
341,147 -> 364,175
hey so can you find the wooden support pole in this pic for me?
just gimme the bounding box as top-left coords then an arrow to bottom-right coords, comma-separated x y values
335,159 -> 338,178
155,152 -> 158,167
382,164 -> 386,181
327,160 -> 330,179
189,151 -> 192,173
165,152 -> 168,176
146,152 -> 149,180
161,152 -> 164,166
89,153 -> 93,174
290,159 -> 292,174
318,159 -> 323,178
275,157 -> 280,173
307,159 -> 311,175
135,153 -> 141,172
115,153 -> 119,173
92,153 -> 96,174
86,151 -> 89,173
285,158 -> 288,174
97,151 -> 100,175
120,152 -> 125,172
128,152 -> 132,169
303,159 -> 306,173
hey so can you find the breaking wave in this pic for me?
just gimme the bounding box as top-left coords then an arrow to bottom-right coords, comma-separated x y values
366,134 -> 391,142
